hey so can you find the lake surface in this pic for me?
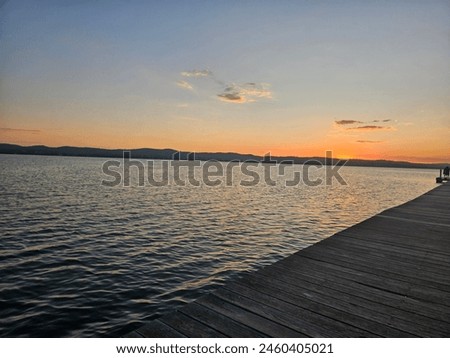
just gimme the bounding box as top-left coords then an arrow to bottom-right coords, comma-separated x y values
0,154 -> 438,337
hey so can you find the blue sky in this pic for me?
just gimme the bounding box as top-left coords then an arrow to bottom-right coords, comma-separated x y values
1,0 -> 449,162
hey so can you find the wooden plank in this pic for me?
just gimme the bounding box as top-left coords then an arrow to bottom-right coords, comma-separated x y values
377,213 -> 450,227
232,275 -> 426,337
250,267 -> 450,336
122,330 -> 143,338
295,245 -> 450,289
273,254 -> 450,306
339,226 -> 450,256
222,281 -> 383,337
308,238 -> 450,282
296,245 -> 450,292
385,208 -> 450,223
180,302 -> 267,338
220,282 -> 373,337
329,234 -> 450,268
263,262 -> 450,324
136,320 -> 186,338
316,235 -> 450,271
212,287 -> 367,337
400,199 -> 450,209
345,216 -> 450,242
344,222 -> 450,249
393,205 -> 450,216
159,311 -> 227,338
196,294 -> 306,337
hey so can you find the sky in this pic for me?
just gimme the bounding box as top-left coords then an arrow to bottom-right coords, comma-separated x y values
0,0 -> 449,162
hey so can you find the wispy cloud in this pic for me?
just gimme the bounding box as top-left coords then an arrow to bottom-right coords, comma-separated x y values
0,127 -> 41,133
217,92 -> 245,103
335,119 -> 394,126
176,80 -> 193,91
356,140 -> 383,143
178,69 -> 273,104
347,125 -> 391,131
373,119 -> 392,123
181,69 -> 212,78
335,120 -> 363,125
217,82 -> 272,104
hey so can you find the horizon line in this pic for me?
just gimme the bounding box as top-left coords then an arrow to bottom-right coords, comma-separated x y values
0,142 -> 448,167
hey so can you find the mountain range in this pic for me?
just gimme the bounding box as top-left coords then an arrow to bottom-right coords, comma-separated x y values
0,143 -> 446,169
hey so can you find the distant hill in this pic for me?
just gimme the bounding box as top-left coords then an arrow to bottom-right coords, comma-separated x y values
0,143 -> 447,169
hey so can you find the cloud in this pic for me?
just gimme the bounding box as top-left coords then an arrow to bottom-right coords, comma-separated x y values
217,82 -> 272,104
176,80 -> 193,91
217,92 -> 244,103
347,125 -> 391,131
181,69 -> 212,78
0,127 -> 41,133
335,120 -> 363,125
356,140 -> 383,143
178,69 -> 272,104
336,119 -> 393,126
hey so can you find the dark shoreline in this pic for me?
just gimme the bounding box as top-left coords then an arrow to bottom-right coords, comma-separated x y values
0,143 -> 446,170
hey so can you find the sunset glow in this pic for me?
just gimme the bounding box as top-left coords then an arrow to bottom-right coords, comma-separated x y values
0,1 -> 449,163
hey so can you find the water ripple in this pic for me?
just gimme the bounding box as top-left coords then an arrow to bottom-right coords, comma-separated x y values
0,154 -> 437,337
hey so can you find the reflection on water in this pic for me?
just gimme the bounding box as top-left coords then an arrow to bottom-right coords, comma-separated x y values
0,154 -> 438,337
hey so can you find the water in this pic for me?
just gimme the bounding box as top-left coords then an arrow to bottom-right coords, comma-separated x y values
0,154 -> 438,337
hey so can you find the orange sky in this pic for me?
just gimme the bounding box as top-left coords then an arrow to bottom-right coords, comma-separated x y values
1,1 -> 449,164
1,117 -> 448,163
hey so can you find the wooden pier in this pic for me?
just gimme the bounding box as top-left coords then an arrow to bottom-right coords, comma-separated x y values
124,183 -> 450,338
